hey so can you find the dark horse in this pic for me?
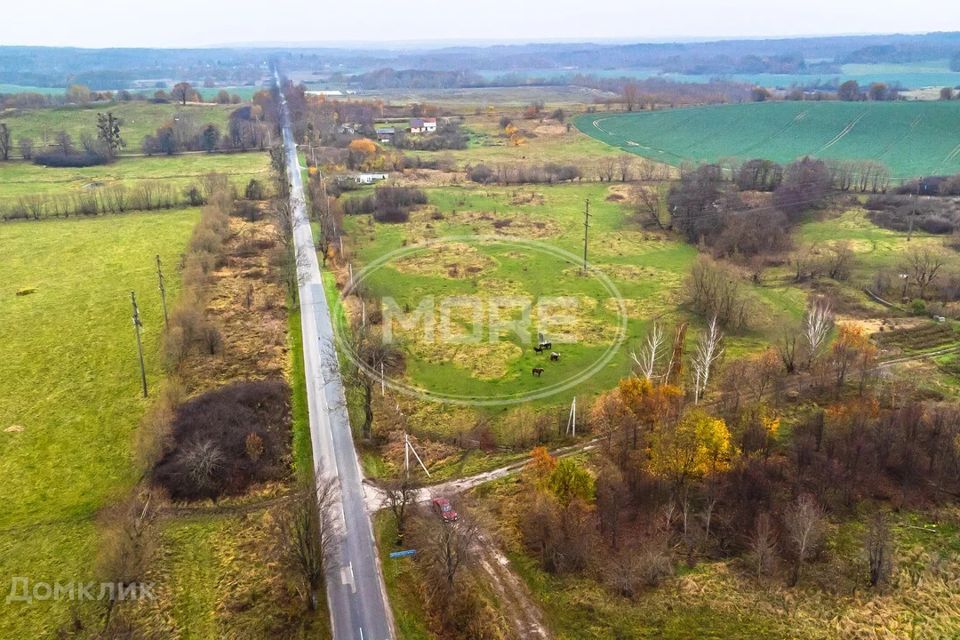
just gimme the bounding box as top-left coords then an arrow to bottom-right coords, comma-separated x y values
550,352 -> 560,361
535,341 -> 552,353
532,367 -> 545,377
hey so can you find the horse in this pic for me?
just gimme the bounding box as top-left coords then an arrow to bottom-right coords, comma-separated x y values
538,341 -> 552,351
532,367 -> 545,377
550,352 -> 560,361
534,345 -> 545,354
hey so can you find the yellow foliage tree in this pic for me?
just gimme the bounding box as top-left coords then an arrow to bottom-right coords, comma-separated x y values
526,446 -> 557,489
649,409 -> 733,491
347,138 -> 378,156
617,377 -> 682,448
830,324 -> 877,389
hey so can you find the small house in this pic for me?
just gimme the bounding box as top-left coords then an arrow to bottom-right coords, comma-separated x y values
409,117 -> 437,133
355,173 -> 389,185
375,127 -> 396,143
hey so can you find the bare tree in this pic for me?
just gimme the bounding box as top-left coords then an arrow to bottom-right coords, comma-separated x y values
335,321 -> 400,440
95,490 -> 158,629
785,494 -> 825,586
903,246 -> 945,300
825,241 -> 855,281
778,327 -> 800,374
181,439 -> 225,498
596,462 -> 627,549
633,185 -> 665,229
692,316 -> 724,404
382,475 -> 421,542
749,512 -> 778,578
280,474 -> 340,611
631,321 -> 665,381
617,154 -> 633,182
802,298 -> 834,367
865,512 -> 893,588
17,137 -> 33,160
0,123 -> 10,161
598,157 -> 616,182
416,516 -> 479,599
622,82 -> 641,112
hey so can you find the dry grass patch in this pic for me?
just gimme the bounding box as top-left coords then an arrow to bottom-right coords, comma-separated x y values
406,337 -> 524,381
392,241 -> 497,279
178,216 -> 290,390
591,230 -> 678,257
407,207 -> 562,240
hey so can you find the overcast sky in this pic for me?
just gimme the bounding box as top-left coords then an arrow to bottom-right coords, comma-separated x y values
5,0 -> 960,48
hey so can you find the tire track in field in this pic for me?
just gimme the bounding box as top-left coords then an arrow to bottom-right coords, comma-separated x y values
732,108 -> 809,157
817,110 -> 867,153
941,142 -> 960,170
876,114 -> 922,161
589,113 -> 691,164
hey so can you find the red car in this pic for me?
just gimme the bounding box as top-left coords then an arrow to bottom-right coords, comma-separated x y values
431,497 -> 459,523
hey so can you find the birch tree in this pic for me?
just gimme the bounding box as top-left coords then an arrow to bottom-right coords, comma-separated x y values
632,322 -> 664,381
692,316 -> 724,404
803,298 -> 834,366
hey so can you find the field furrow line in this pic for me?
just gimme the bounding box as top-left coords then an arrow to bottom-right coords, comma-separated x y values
817,110 -> 867,153
733,109 -> 808,156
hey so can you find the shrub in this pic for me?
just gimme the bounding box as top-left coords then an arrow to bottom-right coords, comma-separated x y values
151,380 -> 291,501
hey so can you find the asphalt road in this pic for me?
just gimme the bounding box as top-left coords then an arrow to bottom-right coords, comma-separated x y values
275,70 -> 393,640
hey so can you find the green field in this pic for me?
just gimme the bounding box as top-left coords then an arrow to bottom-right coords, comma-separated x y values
577,101 -> 960,179
0,101 -> 238,156
0,210 -> 198,637
0,152 -> 269,207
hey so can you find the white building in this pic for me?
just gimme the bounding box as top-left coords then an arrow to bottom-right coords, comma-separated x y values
409,117 -> 437,133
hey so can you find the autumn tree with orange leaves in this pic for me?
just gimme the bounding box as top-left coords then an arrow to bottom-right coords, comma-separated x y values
830,325 -> 877,390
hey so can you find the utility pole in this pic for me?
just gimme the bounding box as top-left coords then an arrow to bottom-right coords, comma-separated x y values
155,255 -> 168,328
581,198 -> 591,275
130,291 -> 148,398
404,433 -> 431,479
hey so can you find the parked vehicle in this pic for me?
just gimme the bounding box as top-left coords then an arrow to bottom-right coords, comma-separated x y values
431,497 -> 459,523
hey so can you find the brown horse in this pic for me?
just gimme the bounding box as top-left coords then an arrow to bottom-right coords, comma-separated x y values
532,367 -> 545,377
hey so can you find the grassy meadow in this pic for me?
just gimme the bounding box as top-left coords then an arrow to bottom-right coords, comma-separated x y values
0,210 -> 198,637
0,101 -> 238,157
341,181 -> 807,426
577,101 -> 960,178
0,152 -> 270,209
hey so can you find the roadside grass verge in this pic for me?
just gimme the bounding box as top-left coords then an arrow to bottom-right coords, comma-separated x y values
374,513 -> 436,640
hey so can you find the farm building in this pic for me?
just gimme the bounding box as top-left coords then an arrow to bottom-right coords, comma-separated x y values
409,117 -> 437,133
376,127 -> 396,143
353,173 -> 389,185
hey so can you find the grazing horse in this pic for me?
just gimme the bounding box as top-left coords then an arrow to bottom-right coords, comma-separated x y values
550,352 -> 560,361
532,367 -> 545,377
534,345 -> 545,354
538,341 -> 552,351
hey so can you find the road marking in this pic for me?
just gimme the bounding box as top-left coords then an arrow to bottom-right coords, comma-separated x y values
341,562 -> 356,593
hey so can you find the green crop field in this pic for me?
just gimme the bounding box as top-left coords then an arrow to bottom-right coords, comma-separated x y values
0,101 -> 238,157
0,210 -> 198,637
0,152 -> 269,207
576,101 -> 960,179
